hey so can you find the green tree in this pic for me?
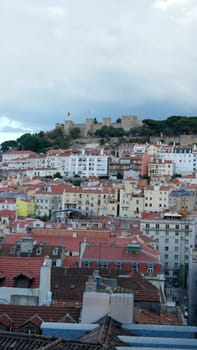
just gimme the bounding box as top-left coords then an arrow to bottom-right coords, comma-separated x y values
99,138 -> 105,145
69,127 -> 80,139
0,140 -> 18,152
117,172 -> 123,179
53,172 -> 62,179
95,126 -> 126,138
17,133 -> 46,153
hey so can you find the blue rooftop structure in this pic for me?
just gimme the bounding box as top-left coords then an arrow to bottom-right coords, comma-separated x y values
118,324 -> 197,349
118,336 -> 197,349
41,322 -> 99,340
170,189 -> 190,197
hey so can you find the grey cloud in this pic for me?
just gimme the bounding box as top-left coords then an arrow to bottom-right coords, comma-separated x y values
0,0 -> 197,137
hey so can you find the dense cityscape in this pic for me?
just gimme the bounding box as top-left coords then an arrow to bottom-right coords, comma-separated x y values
0,115 -> 197,348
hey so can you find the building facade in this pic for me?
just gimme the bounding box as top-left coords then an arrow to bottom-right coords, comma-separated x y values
140,213 -> 195,285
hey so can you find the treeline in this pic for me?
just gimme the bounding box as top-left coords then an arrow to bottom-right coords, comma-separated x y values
1,116 -> 197,153
0,127 -> 81,153
95,116 -> 197,138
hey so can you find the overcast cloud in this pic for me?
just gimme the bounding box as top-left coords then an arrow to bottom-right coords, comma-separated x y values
0,0 -> 197,142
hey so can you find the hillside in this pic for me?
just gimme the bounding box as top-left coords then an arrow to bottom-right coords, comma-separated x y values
1,115 -> 197,153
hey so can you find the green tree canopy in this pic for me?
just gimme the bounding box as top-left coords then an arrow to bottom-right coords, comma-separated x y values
0,140 -> 18,152
69,127 -> 80,139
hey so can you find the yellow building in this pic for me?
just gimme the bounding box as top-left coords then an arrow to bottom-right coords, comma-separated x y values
119,187 -> 144,218
16,198 -> 35,219
63,185 -> 119,216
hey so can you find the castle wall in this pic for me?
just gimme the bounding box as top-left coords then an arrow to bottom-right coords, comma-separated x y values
121,115 -> 142,131
59,115 -> 142,138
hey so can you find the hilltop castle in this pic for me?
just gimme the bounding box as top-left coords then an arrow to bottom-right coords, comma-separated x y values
56,115 -> 142,138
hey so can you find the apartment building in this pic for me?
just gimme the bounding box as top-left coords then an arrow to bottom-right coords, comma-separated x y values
169,188 -> 197,214
79,238 -> 161,276
188,248 -> 197,325
159,145 -> 197,175
148,159 -> 175,178
34,183 -> 119,219
16,198 -> 35,219
144,185 -> 173,212
2,149 -> 109,179
65,153 -> 109,178
63,184 -> 119,217
119,189 -> 144,218
140,213 -> 195,285
1,150 -> 37,164
34,185 -> 65,218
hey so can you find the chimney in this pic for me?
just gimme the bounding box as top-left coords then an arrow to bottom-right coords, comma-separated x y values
39,256 -> 52,305
110,293 -> 134,323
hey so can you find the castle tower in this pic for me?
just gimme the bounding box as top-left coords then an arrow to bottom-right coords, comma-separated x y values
64,120 -> 74,135
85,118 -> 95,136
121,115 -> 142,131
103,117 -> 111,127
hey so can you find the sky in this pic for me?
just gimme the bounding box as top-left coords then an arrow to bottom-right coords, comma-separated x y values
0,0 -> 197,143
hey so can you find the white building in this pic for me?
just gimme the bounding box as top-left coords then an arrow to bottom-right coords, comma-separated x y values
159,145 -> 196,175
0,256 -> 52,306
188,248 -> 197,325
148,159 -> 175,178
65,153 -> 109,178
140,213 -> 195,284
144,185 -> 173,212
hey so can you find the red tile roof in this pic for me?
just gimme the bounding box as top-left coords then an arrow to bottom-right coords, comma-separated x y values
14,271 -> 35,280
138,308 -> 180,325
82,243 -> 159,263
0,256 -> 44,288
3,150 -> 37,156
0,313 -> 13,328
0,304 -> 81,332
22,314 -> 43,327
141,212 -> 161,219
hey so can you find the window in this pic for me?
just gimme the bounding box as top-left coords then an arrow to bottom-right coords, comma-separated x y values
146,223 -> 150,228
116,262 -> 121,269
36,248 -> 42,256
10,246 -> 16,254
148,264 -> 153,273
53,247 -> 59,256
23,329 -> 37,335
133,264 -> 137,272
